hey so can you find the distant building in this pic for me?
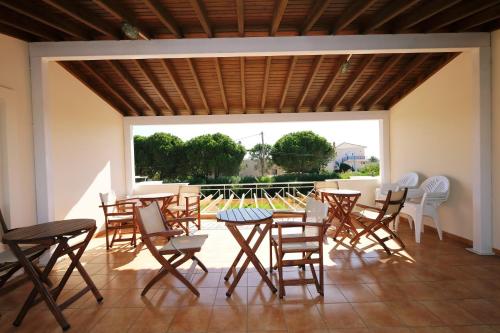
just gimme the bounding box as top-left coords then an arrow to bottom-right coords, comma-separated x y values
239,159 -> 285,177
326,142 -> 368,171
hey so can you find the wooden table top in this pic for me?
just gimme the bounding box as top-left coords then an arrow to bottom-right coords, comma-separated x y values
217,208 -> 272,224
3,219 -> 96,243
319,189 -> 361,195
131,192 -> 175,199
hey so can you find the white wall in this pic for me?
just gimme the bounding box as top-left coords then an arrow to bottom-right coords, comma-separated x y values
492,30 -> 500,250
390,53 -> 474,241
0,34 -> 37,230
47,62 -> 126,230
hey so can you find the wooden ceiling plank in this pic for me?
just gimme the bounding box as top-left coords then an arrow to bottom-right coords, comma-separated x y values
366,54 -> 430,109
78,61 -> 137,116
0,22 -> 39,42
425,0 -> 500,32
134,59 -> 173,115
260,57 -> 272,111
60,62 -> 128,116
391,0 -> 462,32
0,0 -> 88,39
279,56 -> 298,111
453,4 -> 500,31
330,54 -> 376,111
236,0 -> 244,37
362,0 -> 421,34
270,0 -> 288,36
312,55 -> 347,111
42,0 -> 119,38
240,57 -> 246,112
144,0 -> 182,38
214,58 -> 228,113
301,0 -> 330,35
296,55 -> 325,112
107,60 -> 159,116
331,0 -> 377,35
160,59 -> 193,114
93,0 -> 150,39
0,11 -> 59,41
189,0 -> 213,38
187,58 -> 210,114
348,54 -> 403,109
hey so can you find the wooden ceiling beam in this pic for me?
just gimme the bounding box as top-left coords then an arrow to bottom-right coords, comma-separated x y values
107,60 -> 159,116
0,22 -> 38,42
144,0 -> 182,38
0,10 -> 60,41
260,57 -> 272,111
270,0 -> 288,36
279,56 -> 298,112
362,0 -> 421,34
331,0 -> 377,35
348,54 -> 403,109
214,58 -> 228,113
189,0 -> 212,38
134,60 -> 173,115
93,0 -> 150,39
391,0 -> 461,32
452,4 -> 500,31
187,58 -> 210,114
61,62 -> 129,116
160,59 -> 193,114
42,0 -> 119,38
240,57 -> 246,112
300,0 -> 329,35
425,0 -> 500,32
296,55 -> 325,112
312,55 -> 347,111
330,55 -> 376,111
236,0 -> 244,37
0,0 -> 88,39
78,61 -> 137,116
366,54 -> 430,109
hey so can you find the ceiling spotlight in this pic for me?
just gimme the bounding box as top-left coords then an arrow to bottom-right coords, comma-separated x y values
122,22 -> 140,40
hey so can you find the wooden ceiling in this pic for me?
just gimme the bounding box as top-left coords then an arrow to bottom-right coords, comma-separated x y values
0,0 -> 497,116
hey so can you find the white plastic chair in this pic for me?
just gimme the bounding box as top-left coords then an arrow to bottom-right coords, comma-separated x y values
375,172 -> 419,200
397,176 -> 450,243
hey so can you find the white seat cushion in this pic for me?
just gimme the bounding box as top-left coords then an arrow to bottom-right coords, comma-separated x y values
160,234 -> 208,252
271,233 -> 319,252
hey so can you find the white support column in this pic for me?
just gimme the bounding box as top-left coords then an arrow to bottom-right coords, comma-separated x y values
30,57 -> 54,224
379,117 -> 391,184
123,119 -> 135,195
469,46 -> 493,255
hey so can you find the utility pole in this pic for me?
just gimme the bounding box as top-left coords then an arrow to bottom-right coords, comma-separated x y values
260,131 -> 265,177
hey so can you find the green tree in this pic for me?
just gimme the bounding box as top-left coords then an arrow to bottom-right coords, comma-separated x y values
134,133 -> 184,180
184,133 -> 246,178
368,156 -> 379,163
248,143 -> 273,176
359,162 -> 380,176
271,131 -> 335,173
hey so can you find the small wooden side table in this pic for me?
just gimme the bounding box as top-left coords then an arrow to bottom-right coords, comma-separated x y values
319,189 -> 361,239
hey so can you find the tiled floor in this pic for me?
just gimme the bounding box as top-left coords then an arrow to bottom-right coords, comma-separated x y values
1,220 -> 500,332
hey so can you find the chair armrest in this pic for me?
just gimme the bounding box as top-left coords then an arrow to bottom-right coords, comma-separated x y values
100,202 -> 136,209
379,183 -> 398,194
356,203 -> 382,212
169,217 -> 197,223
146,230 -> 184,238
276,221 -> 323,228
406,188 -> 425,200
273,211 -> 306,218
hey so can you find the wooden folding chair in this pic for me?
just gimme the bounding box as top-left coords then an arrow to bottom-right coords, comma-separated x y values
270,198 -> 329,298
350,188 -> 408,255
136,202 -> 208,297
99,191 -> 137,250
165,185 -> 201,234
0,209 -> 50,289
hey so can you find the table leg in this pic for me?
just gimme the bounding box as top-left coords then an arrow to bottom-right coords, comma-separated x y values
223,224 -> 259,281
225,222 -> 276,297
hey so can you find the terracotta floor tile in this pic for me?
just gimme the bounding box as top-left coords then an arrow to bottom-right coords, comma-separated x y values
127,307 -> 176,333
316,303 -> 366,329
421,300 -> 481,325
215,286 -> 248,306
308,284 -> 348,304
247,285 -> 279,305
449,326 -> 498,333
247,305 -> 287,331
282,303 -> 327,331
338,284 -> 380,302
89,308 -> 142,333
207,305 -> 247,332
409,328 -> 454,333
167,306 -> 213,332
352,302 -> 403,327
456,299 -> 500,324
386,301 -> 443,326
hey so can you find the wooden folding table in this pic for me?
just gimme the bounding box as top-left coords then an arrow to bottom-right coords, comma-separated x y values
217,208 -> 277,297
319,189 -> 361,239
3,219 -> 103,331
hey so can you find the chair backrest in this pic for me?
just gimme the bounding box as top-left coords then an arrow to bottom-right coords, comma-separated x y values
304,197 -> 329,237
397,172 -> 419,188
420,176 -> 450,199
136,201 -> 169,236
179,185 -> 200,201
99,191 -> 118,213
0,208 -> 9,234
382,189 -> 408,218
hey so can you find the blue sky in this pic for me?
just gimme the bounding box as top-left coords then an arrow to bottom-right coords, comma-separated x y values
133,120 -> 380,158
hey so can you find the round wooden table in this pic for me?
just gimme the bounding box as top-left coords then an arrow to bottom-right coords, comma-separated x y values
319,189 -> 361,239
217,208 -> 277,297
3,219 -> 103,331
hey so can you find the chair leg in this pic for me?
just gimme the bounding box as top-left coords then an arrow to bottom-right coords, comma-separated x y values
269,236 -> 273,273
105,224 -> 110,250
319,251 -> 324,296
192,255 -> 208,272
414,211 -> 423,243
277,250 -> 285,298
431,211 -> 443,240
